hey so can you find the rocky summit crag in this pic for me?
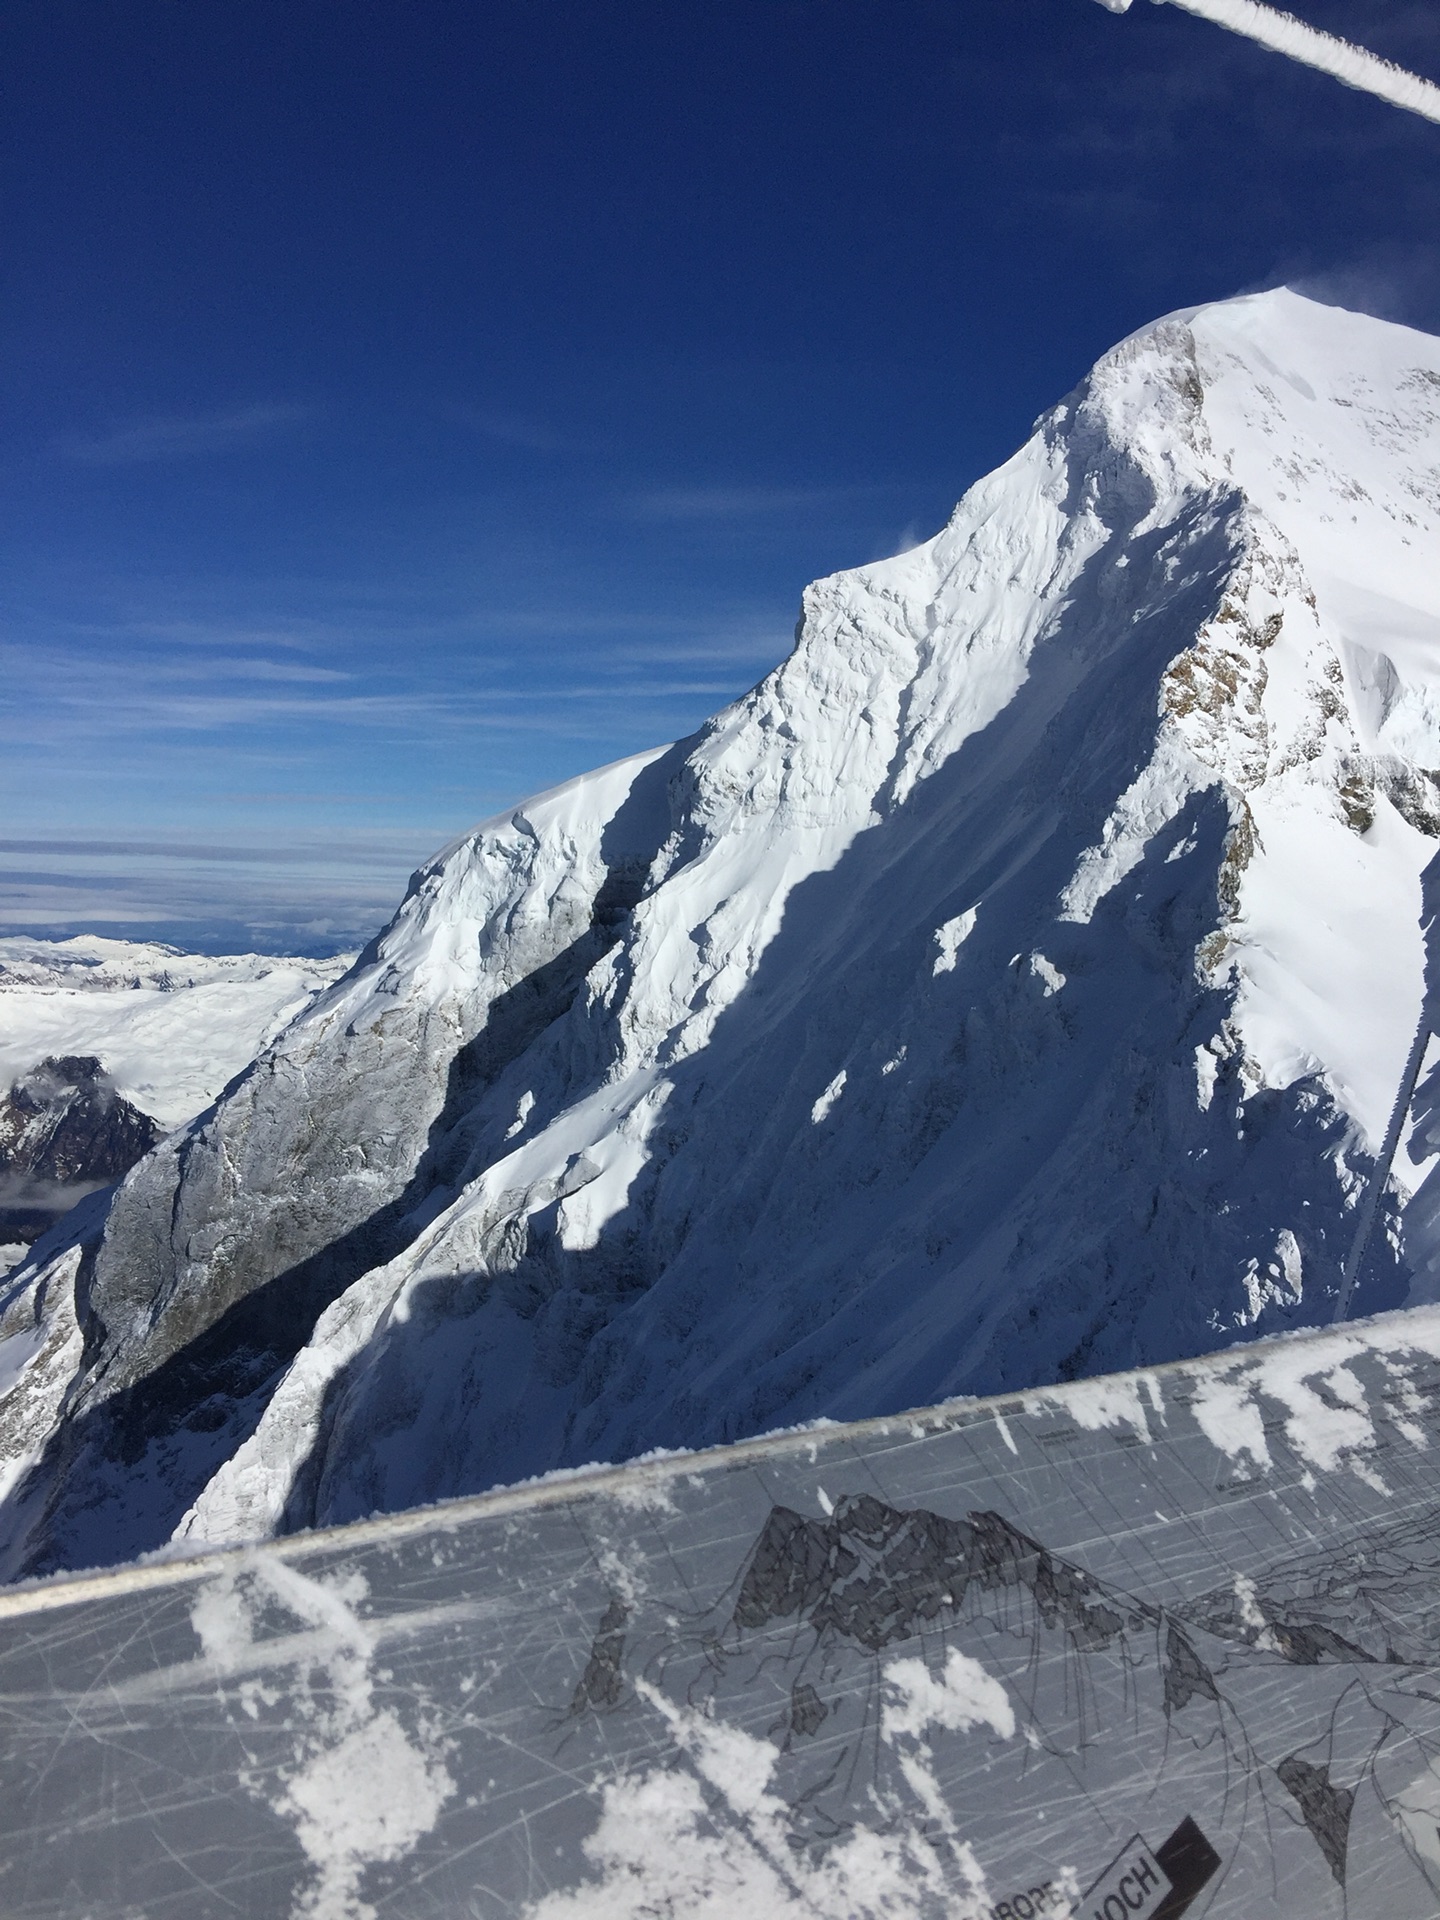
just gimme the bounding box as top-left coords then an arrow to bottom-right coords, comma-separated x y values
3,288 -> 1440,1579
0,1056 -> 158,1246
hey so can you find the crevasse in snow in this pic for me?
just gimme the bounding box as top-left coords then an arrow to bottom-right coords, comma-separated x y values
2,288 -> 1439,1577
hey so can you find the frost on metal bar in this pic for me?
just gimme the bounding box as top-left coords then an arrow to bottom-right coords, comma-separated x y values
6,1308 -> 1440,1915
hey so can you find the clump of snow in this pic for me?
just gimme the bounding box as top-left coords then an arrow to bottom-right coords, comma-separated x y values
1187,1307 -> 1440,1479
1028,953 -> 1065,996
280,1712 -> 453,1920
1027,1373 -> 1163,1446
810,1070 -> 847,1125
1231,1572 -> 1277,1650
933,910 -> 978,974
189,1555 -> 453,1920
1187,1370 -> 1272,1474
881,1647 -> 1016,1744
522,1676 -> 993,1919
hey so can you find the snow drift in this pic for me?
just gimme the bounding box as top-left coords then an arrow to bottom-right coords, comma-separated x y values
2,288 -> 1439,1579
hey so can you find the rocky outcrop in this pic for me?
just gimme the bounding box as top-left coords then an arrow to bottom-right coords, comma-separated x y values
0,1056 -> 159,1243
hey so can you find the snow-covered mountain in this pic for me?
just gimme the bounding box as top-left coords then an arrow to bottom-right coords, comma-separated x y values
0,1055 -> 160,1250
2,288 -> 1439,1580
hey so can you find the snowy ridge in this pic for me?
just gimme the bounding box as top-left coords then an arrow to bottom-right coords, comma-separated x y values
2,289 -> 1440,1579
4,1291 -> 1440,1606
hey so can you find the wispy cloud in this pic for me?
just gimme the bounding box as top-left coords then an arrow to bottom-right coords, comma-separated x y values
0,832 -> 426,865
608,636 -> 789,666
1139,0 -> 1440,126
443,404 -> 580,453
625,484 -> 880,522
119,619 -> 330,652
0,827 -> 442,953
0,870 -> 402,954
56,403 -> 307,467
1,671 -> 746,745
447,605 -> 789,662
135,655 -> 352,686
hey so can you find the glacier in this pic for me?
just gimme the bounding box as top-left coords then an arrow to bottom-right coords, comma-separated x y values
2,287 -> 1439,1579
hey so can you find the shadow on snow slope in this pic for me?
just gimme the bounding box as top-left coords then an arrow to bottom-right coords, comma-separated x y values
0,476 -> 1405,1574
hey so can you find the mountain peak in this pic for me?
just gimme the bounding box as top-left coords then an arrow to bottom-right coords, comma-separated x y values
1,296 -> 1438,1578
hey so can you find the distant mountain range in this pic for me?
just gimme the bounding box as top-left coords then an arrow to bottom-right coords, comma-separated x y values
0,938 -> 349,1268
1,289 -> 1438,1580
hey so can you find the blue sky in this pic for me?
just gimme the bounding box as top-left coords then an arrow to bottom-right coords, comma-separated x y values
3,0 -> 1438,952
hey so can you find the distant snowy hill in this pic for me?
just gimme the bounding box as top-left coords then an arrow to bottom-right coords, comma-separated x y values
3,288 -> 1440,1579
0,939 -> 351,1274
0,937 -> 353,1133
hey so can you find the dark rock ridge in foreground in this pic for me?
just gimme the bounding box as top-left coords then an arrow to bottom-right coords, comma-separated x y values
2,288 -> 1440,1579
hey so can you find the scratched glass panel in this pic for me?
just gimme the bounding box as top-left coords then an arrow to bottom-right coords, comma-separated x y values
3,1314 -> 1440,1917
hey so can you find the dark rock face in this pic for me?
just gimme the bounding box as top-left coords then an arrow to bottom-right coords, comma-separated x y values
0,1058 -> 159,1243
569,1598 -> 630,1713
731,1493 -> 1142,1654
1277,1755 -> 1355,1886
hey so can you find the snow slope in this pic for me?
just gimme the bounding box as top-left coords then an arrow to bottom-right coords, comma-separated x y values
3,288 -> 1440,1579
